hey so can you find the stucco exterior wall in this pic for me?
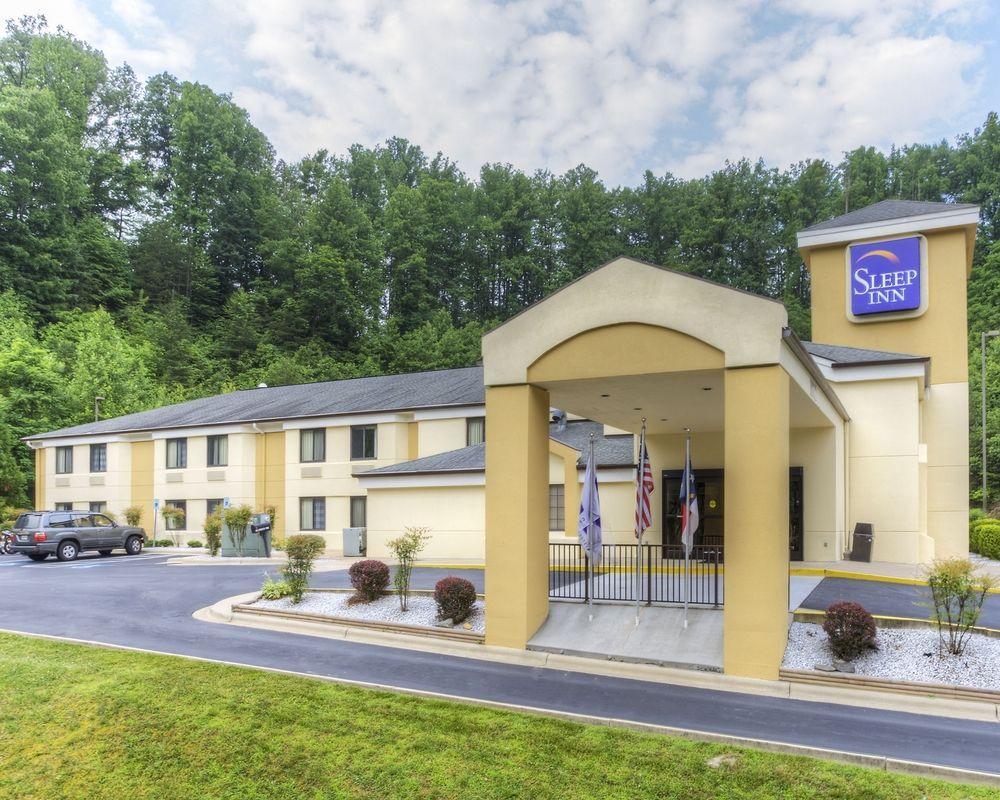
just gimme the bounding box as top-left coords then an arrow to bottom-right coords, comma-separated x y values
417,418 -> 468,458
366,485 -> 486,560
37,441 -> 132,517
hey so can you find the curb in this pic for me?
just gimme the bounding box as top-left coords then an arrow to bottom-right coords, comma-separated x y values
1,624 -> 996,789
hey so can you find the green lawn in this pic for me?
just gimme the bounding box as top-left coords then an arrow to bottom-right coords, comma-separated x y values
0,633 -> 991,800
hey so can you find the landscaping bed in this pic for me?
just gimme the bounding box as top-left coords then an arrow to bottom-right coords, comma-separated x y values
782,621 -> 1000,693
248,589 -> 486,635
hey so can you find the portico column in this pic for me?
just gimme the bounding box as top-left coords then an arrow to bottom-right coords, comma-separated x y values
724,365 -> 790,679
484,383 -> 550,648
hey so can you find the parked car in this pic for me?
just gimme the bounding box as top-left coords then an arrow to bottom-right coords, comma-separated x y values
10,511 -> 146,562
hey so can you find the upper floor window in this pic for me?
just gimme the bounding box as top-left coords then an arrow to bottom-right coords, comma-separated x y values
549,484 -> 565,532
350,425 -> 377,460
300,428 -> 326,463
467,416 -> 486,446
89,443 -> 107,473
207,434 -> 228,467
166,438 -> 187,469
55,446 -> 73,474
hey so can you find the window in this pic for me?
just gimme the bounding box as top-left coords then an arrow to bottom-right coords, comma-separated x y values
300,428 -> 325,463
89,501 -> 107,514
466,416 -> 486,446
164,500 -> 186,531
350,496 -> 367,529
206,498 -> 223,518
89,443 -> 107,473
166,438 -> 187,469
54,502 -> 73,513
549,484 -> 565,531
350,425 -> 377,460
207,434 -> 228,467
55,446 -> 73,474
91,514 -> 115,528
299,497 -> 326,531
49,512 -> 75,527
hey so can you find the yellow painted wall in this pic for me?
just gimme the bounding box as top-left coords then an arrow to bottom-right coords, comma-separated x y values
366,485 -> 485,559
130,441 -> 154,535
256,431 -> 287,541
484,384 -> 550,648
723,365 -> 790,680
34,448 -> 45,510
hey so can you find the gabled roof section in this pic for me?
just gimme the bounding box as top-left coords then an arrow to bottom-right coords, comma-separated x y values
27,366 -> 485,441
800,200 -> 977,233
801,341 -> 929,368
356,420 -> 634,477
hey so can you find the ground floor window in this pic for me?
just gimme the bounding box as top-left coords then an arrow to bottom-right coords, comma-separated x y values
549,484 -> 565,531
164,500 -> 187,530
350,496 -> 366,528
54,502 -> 73,512
89,501 -> 106,513
206,498 -> 223,518
300,497 -> 326,531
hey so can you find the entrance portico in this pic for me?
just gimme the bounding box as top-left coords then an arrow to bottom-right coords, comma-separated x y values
482,257 -> 846,680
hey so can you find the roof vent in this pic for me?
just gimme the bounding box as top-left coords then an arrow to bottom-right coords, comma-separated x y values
257,382 -> 268,388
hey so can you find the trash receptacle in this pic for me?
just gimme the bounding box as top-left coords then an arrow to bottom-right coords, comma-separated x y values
849,523 -> 874,562
343,527 -> 366,557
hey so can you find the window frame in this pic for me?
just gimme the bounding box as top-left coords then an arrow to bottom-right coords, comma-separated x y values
206,434 -> 228,467
299,428 -> 326,463
466,416 -> 486,447
53,503 -> 73,513
206,498 -> 223,518
89,443 -> 107,473
299,497 -> 326,531
548,484 -> 565,532
350,425 -> 377,461
350,496 -> 367,529
88,501 -> 107,514
55,446 -> 73,474
164,500 -> 187,531
166,438 -> 188,470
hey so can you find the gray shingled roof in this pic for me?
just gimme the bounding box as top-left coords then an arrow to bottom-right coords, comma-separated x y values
28,366 -> 485,440
358,420 -> 634,477
801,341 -> 928,367
801,200 -> 977,232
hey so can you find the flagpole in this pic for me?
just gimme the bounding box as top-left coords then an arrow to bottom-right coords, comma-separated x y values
635,418 -> 646,626
588,433 -> 596,622
684,429 -> 691,629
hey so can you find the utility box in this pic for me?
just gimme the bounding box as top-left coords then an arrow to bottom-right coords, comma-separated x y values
221,513 -> 272,558
342,527 -> 366,557
849,523 -> 874,562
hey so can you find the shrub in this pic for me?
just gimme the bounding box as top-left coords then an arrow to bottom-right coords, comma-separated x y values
434,576 -> 477,623
974,523 -> 1000,560
123,505 -> 143,527
822,601 -> 877,661
348,559 -> 390,604
260,576 -> 291,600
223,504 -> 253,557
155,538 -> 173,547
281,534 -> 325,604
925,558 -> 995,655
203,511 -> 222,557
186,540 -> 202,548
387,526 -> 430,612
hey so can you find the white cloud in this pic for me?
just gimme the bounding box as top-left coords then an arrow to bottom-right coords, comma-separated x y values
8,0 -> 995,183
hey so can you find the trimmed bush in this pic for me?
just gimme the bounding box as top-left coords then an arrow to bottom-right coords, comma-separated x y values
970,508 -> 986,522
348,559 -> 390,604
186,540 -> 202,548
434,576 -> 477,623
976,524 -> 1000,560
822,601 -> 877,661
123,505 -> 143,527
222,504 -> 253,557
281,534 -> 325,603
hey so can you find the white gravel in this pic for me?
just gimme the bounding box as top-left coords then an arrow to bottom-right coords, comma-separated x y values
782,622 -> 1000,692
251,591 -> 485,634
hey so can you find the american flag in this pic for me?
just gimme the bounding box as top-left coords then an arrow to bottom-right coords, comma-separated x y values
634,429 -> 653,538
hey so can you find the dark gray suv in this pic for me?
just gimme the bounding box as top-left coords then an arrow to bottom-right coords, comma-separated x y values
10,511 -> 146,562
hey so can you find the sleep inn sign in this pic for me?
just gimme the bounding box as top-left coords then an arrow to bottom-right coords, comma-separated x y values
848,235 -> 924,317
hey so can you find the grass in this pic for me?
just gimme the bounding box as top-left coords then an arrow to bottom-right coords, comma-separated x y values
0,633 -> 992,800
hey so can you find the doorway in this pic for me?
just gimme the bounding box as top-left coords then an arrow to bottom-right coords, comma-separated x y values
662,468 -> 804,561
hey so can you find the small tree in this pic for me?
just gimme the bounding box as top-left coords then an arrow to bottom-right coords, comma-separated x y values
925,558 -> 995,656
281,534 -> 325,603
223,504 -> 254,557
387,526 -> 430,612
161,506 -> 186,547
203,510 -> 222,557
822,601 -> 877,661
123,505 -> 143,527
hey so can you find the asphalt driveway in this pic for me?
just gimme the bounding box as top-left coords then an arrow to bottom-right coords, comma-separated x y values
1,551 -> 998,777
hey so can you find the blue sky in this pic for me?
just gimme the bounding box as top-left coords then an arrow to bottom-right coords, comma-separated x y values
11,0 -> 1000,184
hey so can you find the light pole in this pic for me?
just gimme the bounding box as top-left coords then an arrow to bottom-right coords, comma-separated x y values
982,331 -> 1000,512
94,396 -> 105,423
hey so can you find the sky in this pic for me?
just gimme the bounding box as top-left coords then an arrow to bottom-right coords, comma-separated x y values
8,0 -> 1000,185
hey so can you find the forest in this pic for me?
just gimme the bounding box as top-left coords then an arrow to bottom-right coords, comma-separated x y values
0,16 -> 999,510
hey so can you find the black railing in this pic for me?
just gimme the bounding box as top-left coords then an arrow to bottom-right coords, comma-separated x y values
549,543 -> 723,606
